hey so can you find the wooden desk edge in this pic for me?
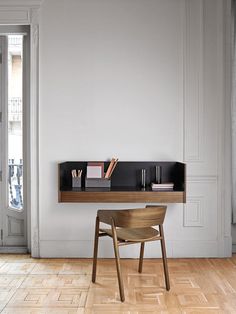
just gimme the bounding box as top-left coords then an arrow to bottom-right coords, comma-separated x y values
58,190 -> 185,203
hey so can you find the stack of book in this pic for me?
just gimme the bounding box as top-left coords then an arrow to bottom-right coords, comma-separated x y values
151,182 -> 174,191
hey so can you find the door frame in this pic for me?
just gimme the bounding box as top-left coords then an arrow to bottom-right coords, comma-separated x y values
0,1 -> 42,257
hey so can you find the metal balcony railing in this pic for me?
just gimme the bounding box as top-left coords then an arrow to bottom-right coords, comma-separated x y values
8,36 -> 22,46
8,159 -> 23,210
8,97 -> 22,121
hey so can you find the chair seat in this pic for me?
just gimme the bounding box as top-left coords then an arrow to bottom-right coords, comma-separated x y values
100,227 -> 159,242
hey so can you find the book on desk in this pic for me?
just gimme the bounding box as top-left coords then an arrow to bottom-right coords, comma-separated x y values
151,182 -> 174,191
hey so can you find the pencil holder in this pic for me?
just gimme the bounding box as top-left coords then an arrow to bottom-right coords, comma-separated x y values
72,177 -> 81,188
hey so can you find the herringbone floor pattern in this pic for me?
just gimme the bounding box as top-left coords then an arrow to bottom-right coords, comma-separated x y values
0,254 -> 235,313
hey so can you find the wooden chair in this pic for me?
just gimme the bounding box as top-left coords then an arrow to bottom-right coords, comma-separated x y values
92,205 -> 170,302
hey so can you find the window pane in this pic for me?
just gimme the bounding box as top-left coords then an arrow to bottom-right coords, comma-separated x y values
8,35 -> 23,210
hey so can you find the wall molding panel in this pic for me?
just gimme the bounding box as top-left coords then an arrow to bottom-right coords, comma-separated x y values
183,0 -> 232,257
0,9 -> 30,23
184,0 -> 204,163
0,1 -> 42,5
184,177 -> 218,242
7,216 -> 24,237
187,175 -> 217,183
0,1 -> 43,24
184,196 -> 204,227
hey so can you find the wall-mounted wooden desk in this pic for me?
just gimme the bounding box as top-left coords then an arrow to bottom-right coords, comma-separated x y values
58,161 -> 186,203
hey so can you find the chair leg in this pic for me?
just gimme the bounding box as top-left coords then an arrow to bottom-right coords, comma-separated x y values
138,242 -> 145,273
111,220 -> 125,302
159,225 -> 170,291
92,216 -> 100,283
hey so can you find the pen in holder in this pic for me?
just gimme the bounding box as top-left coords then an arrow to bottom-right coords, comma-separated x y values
155,166 -> 162,184
72,169 -> 82,188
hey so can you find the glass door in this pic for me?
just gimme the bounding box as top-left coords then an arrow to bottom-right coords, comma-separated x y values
0,33 -> 27,248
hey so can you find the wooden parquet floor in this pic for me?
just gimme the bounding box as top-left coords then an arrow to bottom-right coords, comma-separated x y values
0,255 -> 235,313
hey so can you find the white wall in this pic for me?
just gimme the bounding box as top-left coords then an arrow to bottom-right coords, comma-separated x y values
39,0 -> 231,257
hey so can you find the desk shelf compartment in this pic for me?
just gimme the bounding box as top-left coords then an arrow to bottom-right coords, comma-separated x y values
58,161 -> 186,203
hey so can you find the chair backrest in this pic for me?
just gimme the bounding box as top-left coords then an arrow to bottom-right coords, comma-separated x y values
97,206 -> 167,228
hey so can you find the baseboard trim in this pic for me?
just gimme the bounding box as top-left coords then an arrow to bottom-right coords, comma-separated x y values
233,243 -> 236,253
0,247 -> 28,254
39,239 -> 231,258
